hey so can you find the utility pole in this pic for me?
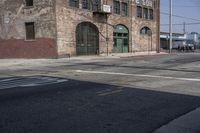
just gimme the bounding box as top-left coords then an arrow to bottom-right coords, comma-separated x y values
183,22 -> 186,34
169,0 -> 173,54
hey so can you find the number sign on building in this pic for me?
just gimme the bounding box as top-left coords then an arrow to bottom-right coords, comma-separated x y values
131,0 -> 153,7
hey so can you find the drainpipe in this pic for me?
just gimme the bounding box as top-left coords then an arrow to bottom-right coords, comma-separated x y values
106,14 -> 109,56
130,1 -> 133,53
156,0 -> 160,53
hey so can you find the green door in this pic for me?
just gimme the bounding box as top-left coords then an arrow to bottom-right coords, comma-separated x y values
113,25 -> 129,53
116,39 -> 123,53
76,22 -> 99,55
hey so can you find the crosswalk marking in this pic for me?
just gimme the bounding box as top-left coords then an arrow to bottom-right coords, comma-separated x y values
0,76 -> 68,90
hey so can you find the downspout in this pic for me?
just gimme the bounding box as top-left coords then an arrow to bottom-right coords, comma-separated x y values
54,0 -> 59,58
156,0 -> 160,53
130,1 -> 133,53
106,0 -> 108,55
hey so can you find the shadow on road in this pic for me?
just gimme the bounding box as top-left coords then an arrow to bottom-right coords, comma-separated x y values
0,76 -> 200,133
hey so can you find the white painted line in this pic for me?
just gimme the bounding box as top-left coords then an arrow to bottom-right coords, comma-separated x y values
76,70 -> 200,82
98,90 -> 123,96
96,89 -> 112,94
0,78 -> 20,82
19,79 -> 68,87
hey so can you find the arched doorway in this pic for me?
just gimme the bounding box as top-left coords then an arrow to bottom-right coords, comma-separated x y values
113,25 -> 129,53
76,22 -> 99,55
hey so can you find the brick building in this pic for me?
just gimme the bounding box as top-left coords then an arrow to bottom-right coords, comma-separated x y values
0,0 -> 160,58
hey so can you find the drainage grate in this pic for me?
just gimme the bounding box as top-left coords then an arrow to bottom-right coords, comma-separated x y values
0,76 -> 68,90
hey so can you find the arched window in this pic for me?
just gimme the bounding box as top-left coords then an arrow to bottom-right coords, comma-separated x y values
140,27 -> 152,36
76,22 -> 99,55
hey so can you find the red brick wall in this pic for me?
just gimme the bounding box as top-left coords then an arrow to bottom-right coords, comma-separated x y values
0,38 -> 58,58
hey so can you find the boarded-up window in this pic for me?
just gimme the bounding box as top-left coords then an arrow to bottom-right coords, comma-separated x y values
26,0 -> 33,6
25,22 -> 35,40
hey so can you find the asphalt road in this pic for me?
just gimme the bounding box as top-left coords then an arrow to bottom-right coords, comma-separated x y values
0,53 -> 200,133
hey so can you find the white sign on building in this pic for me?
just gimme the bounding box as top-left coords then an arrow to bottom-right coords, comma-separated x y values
132,0 -> 153,7
102,5 -> 111,13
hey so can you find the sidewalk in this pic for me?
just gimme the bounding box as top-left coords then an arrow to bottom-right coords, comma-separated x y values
100,51 -> 172,58
154,107 -> 200,133
0,51 -> 170,67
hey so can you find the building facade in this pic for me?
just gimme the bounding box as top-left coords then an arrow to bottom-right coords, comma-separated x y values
0,0 -> 160,58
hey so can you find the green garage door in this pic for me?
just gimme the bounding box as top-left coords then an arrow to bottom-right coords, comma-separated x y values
113,25 -> 129,53
76,22 -> 99,55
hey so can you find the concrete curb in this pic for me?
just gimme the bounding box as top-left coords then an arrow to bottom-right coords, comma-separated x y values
119,53 -> 176,58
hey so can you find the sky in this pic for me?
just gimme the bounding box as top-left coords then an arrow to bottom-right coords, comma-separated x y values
160,0 -> 200,33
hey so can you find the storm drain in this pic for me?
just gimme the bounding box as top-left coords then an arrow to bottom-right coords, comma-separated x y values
0,76 -> 68,90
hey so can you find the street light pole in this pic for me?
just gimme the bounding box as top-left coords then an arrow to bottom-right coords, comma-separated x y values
169,0 -> 173,54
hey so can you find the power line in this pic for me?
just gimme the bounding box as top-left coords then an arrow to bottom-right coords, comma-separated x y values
173,5 -> 200,7
161,12 -> 200,22
161,22 -> 200,26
